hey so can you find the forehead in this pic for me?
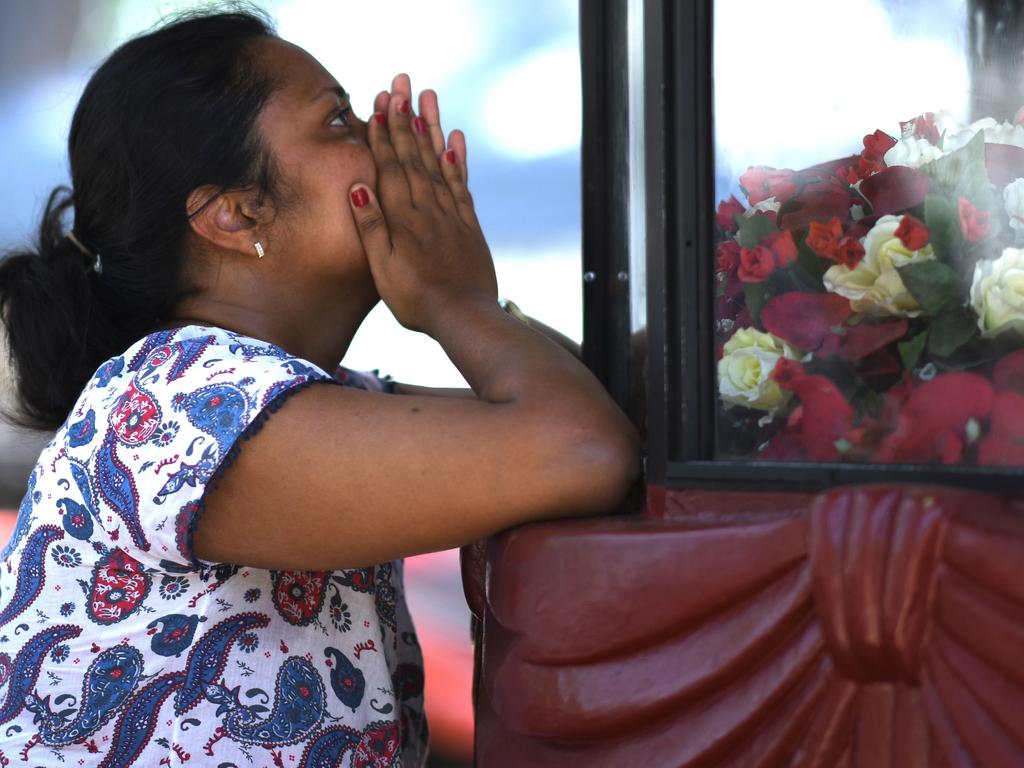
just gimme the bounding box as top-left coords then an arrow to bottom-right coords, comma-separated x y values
255,37 -> 341,103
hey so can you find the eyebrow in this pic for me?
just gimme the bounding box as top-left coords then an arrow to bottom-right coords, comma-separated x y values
311,85 -> 348,104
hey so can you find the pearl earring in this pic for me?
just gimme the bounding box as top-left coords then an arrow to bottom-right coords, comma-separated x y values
254,241 -> 265,259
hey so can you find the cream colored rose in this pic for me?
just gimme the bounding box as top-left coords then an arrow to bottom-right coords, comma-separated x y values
883,136 -> 945,169
718,328 -> 799,411
823,214 -> 937,316
970,247 -> 1024,337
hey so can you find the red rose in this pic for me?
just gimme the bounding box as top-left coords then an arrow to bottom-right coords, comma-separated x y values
716,240 -> 741,273
761,292 -> 852,351
772,371 -> 855,461
862,129 -> 897,159
894,214 -> 929,250
716,196 -> 745,233
834,236 -> 866,269
769,357 -> 805,387
899,112 -> 940,144
740,166 -> 798,205
958,197 -> 990,241
805,217 -> 843,260
763,229 -> 797,268
738,245 -> 775,282
837,165 -> 861,185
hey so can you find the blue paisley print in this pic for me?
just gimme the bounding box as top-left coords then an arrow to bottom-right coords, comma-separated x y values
0,325 -> 426,767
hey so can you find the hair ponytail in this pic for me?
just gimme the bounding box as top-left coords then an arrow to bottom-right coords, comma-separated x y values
0,9 -> 277,431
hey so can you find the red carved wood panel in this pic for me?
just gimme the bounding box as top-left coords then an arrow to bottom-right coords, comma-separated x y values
467,485 -> 1024,766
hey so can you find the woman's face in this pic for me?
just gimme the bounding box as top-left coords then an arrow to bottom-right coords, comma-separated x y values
253,38 -> 377,291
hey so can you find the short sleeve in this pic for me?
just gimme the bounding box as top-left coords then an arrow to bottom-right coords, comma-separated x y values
78,332 -> 336,573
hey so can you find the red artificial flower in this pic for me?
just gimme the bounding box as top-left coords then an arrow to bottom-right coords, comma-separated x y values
894,214 -> 929,250
818,319 -> 908,361
857,155 -> 885,179
763,229 -> 798,268
986,143 -> 1024,187
862,129 -> 897,160
740,166 -> 798,205
770,357 -> 805,387
859,166 -> 930,217
873,372 -> 995,464
716,240 -> 741,274
716,196 -> 745,233
834,236 -> 866,269
761,292 -> 852,350
958,197 -> 990,241
738,246 -> 775,283
773,371 -> 855,461
805,217 -> 843,260
837,165 -> 861,185
899,112 -> 940,144
994,349 -> 1024,393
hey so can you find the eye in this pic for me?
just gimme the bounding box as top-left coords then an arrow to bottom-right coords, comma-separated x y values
329,107 -> 352,128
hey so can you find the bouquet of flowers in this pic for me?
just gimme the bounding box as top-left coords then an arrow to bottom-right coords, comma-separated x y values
715,109 -> 1024,465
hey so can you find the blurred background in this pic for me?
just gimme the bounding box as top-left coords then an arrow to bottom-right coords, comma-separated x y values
0,1 -> 584,765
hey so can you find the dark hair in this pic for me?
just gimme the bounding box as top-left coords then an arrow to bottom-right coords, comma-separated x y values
0,8 -> 280,430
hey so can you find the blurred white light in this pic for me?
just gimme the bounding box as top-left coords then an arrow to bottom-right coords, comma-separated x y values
481,46 -> 581,158
714,0 -> 969,175
276,0 -> 484,115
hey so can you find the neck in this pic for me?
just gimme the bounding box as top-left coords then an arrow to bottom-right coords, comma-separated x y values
162,287 -> 377,373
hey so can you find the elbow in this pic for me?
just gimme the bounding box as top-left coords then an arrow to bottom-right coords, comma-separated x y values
561,422 -> 641,514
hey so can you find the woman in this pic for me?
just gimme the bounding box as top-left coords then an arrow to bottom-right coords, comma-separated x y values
0,9 -> 637,767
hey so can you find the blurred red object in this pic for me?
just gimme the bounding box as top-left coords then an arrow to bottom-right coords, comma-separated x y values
0,509 -> 474,763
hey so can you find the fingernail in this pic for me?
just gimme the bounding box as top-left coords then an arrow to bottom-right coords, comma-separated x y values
445,149 -> 457,165
373,112 -> 386,127
350,188 -> 369,208
398,99 -> 411,115
413,116 -> 427,134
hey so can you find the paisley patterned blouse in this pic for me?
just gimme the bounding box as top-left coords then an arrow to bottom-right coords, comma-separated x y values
0,325 -> 427,767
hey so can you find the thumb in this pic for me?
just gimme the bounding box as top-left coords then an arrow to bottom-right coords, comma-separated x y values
349,184 -> 392,263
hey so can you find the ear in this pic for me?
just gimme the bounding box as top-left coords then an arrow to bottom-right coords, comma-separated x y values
186,185 -> 270,258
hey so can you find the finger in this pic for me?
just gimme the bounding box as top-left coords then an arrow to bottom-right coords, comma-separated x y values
418,89 -> 446,159
440,130 -> 479,227
368,102 -> 412,209
410,105 -> 455,210
373,90 -> 389,119
348,183 -> 393,266
448,129 -> 470,185
391,73 -> 412,102
388,90 -> 435,208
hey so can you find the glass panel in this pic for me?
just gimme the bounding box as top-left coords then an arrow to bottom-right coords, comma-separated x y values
713,0 -> 1024,466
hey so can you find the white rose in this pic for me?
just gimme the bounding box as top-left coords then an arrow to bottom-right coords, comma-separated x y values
883,136 -> 945,169
718,328 -> 799,411
970,247 -> 1024,337
823,214 -> 938,317
1003,178 -> 1024,234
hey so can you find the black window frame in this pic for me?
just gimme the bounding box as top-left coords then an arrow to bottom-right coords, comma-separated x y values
581,0 -> 1024,493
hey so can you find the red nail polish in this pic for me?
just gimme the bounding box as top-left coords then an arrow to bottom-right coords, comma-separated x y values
399,99 -> 411,115
374,112 -> 386,127
445,149 -> 457,165
413,116 -> 427,134
350,188 -> 369,208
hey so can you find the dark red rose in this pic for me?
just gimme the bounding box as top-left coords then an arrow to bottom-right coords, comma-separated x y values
805,217 -> 843,260
774,372 -> 855,461
740,166 -> 798,205
716,240 -> 741,273
894,214 -> 929,250
761,292 -> 853,351
958,196 -> 990,241
716,195 -> 745,233
818,319 -> 908,361
738,246 -> 775,283
862,129 -> 897,159
859,166 -> 930,217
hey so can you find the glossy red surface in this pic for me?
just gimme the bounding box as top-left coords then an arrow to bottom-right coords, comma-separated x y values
470,485 -> 1024,766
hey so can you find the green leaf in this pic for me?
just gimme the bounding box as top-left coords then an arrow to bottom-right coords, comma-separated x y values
898,261 -> 962,315
898,330 -> 928,370
736,214 -> 778,249
743,281 -> 773,325
927,308 -> 978,357
922,193 -> 962,262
